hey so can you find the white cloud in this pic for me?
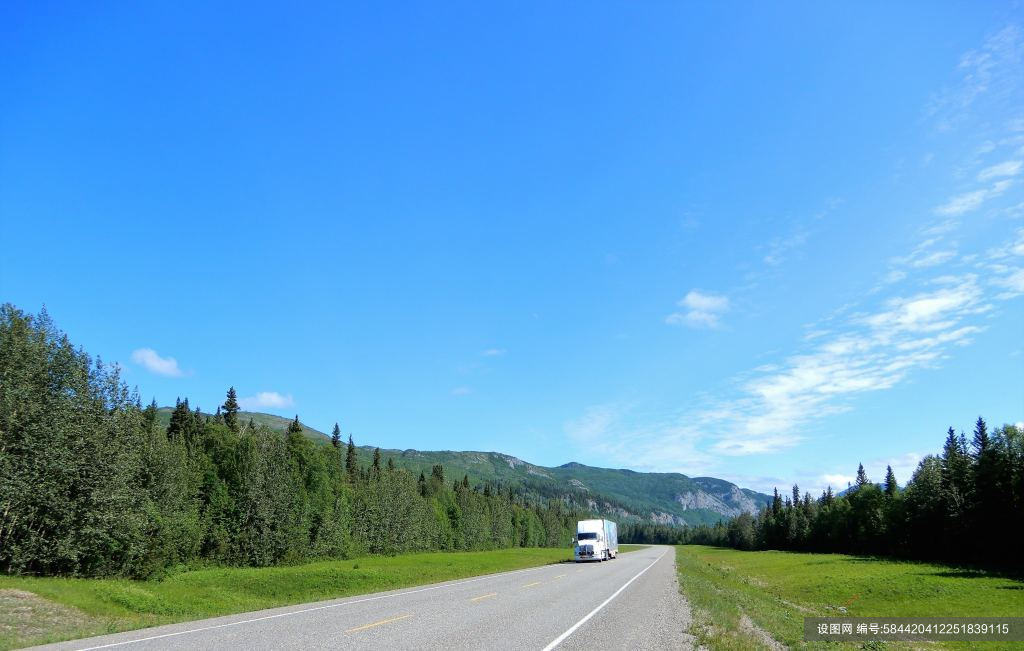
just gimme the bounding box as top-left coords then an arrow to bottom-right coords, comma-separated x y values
822,474 -> 854,489
130,348 -> 184,377
993,268 -> 1024,297
912,250 -> 957,268
977,159 -> 1022,181
451,386 -> 472,396
666,290 -> 731,329
481,348 -> 506,357
239,391 -> 294,410
935,179 -> 1013,216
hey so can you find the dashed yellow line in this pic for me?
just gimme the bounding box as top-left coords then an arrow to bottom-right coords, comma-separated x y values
345,614 -> 412,633
471,592 -> 498,602
522,581 -> 542,588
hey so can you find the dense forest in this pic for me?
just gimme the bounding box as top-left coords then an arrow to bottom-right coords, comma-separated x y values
623,417 -> 1024,568
0,305 -> 582,578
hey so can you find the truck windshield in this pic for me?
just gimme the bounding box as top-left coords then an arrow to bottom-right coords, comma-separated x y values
577,533 -> 597,540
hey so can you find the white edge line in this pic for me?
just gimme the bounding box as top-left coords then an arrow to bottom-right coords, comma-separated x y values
539,550 -> 667,651
71,561 -> 569,650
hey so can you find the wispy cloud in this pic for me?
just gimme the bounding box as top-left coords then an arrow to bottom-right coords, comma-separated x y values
926,25 -> 1023,131
451,386 -> 472,396
239,391 -> 294,410
665,290 -> 730,329
481,348 -> 506,357
572,228 -> 1021,468
935,179 -> 1014,215
564,403 -> 714,476
762,229 -> 809,266
130,348 -> 184,377
978,159 -> 1022,181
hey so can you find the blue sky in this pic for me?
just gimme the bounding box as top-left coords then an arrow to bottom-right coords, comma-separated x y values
2,2 -> 1022,494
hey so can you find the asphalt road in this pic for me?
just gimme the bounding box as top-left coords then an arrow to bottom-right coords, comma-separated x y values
36,545 -> 694,651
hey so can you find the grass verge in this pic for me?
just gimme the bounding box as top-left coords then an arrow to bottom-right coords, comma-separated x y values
619,544 -> 649,553
0,547 -> 570,650
675,545 -> 1024,651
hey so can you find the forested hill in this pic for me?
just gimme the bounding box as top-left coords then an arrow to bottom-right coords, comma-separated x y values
154,407 -> 330,441
358,451 -> 773,526
165,407 -> 771,526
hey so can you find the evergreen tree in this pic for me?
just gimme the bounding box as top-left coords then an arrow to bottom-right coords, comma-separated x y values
287,415 -> 302,435
856,463 -> 869,487
884,465 -> 898,497
345,435 -> 357,476
222,387 -> 240,432
331,423 -> 341,449
386,457 -> 395,471
141,398 -> 159,433
372,448 -> 381,476
971,416 -> 989,459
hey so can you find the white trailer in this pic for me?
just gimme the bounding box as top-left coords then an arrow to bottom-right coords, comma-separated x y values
574,518 -> 618,562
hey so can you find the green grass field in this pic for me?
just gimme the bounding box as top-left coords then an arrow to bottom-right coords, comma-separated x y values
0,547 -> 576,650
675,545 -> 1024,651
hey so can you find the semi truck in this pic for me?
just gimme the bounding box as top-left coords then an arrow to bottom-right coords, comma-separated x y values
574,518 -> 618,562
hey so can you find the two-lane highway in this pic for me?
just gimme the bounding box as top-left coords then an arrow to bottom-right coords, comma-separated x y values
35,545 -> 694,650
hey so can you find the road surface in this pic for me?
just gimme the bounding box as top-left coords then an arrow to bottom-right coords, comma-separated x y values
35,545 -> 694,650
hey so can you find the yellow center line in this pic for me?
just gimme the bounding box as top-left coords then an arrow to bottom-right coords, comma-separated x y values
553,574 -> 567,579
522,581 -> 542,588
345,614 -> 413,633
470,592 -> 498,602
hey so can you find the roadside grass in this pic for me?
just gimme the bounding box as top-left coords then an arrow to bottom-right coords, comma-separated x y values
619,544 -> 649,553
675,545 -> 1024,651
0,547 -> 570,650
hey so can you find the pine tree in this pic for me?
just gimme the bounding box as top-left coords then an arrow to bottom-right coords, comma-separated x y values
372,448 -> 381,475
142,398 -> 159,433
386,457 -> 395,471
345,434 -> 357,476
884,465 -> 898,497
856,463 -> 869,487
971,416 -> 989,459
462,474 -> 470,489
222,387 -> 240,432
287,415 -> 302,435
331,423 -> 341,448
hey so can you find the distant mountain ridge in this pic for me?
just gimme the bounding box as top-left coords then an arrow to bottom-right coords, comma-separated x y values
157,407 -> 771,526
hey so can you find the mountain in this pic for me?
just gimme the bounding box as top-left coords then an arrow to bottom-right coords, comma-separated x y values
344,449 -> 771,526
154,408 -> 771,526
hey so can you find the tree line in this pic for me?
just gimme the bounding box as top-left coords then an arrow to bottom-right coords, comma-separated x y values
623,417 -> 1023,568
0,305 -> 581,578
